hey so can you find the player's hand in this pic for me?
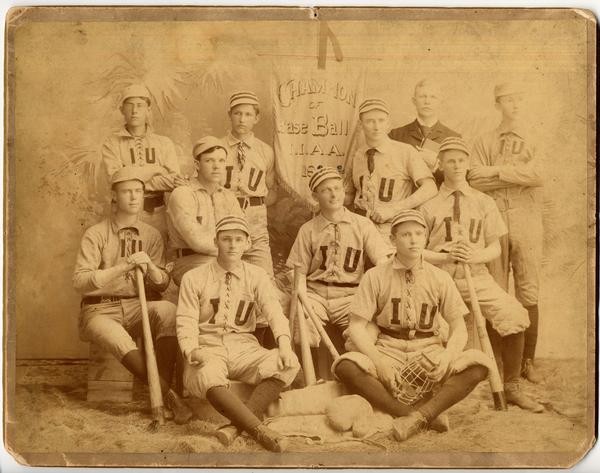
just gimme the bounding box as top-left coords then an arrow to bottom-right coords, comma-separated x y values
173,174 -> 190,187
449,241 -> 473,263
127,251 -> 152,274
189,348 -> 210,367
375,357 -> 397,391
371,207 -> 394,224
423,351 -> 453,382
468,166 -> 499,179
277,337 -> 296,369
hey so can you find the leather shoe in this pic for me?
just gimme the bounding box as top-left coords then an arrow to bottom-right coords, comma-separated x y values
247,423 -> 288,452
165,389 -> 193,425
521,359 -> 544,384
505,381 -> 544,413
392,411 -> 428,442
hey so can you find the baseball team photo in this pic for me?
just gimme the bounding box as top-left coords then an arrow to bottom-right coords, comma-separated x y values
4,7 -> 595,469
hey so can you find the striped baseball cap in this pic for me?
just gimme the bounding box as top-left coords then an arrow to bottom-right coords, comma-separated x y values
215,216 -> 250,236
390,209 -> 427,230
229,91 -> 260,110
358,98 -> 390,115
438,137 -> 470,156
192,136 -> 228,159
308,166 -> 342,192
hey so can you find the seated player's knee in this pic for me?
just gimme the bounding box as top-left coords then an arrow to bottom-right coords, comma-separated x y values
148,300 -> 177,337
471,364 -> 489,383
334,359 -> 361,380
185,361 -> 229,398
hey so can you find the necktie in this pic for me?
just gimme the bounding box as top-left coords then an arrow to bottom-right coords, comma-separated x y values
405,269 -> 416,326
237,142 -> 246,171
366,148 -> 377,174
452,191 -> 461,224
224,272 -> 232,312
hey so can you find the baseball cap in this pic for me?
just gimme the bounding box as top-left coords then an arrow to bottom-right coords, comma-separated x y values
229,91 -> 260,110
358,98 -> 390,115
494,82 -> 524,99
390,209 -> 427,230
438,137 -> 470,157
121,84 -> 151,104
215,216 -> 250,236
192,136 -> 228,159
308,166 -> 342,192
111,166 -> 145,186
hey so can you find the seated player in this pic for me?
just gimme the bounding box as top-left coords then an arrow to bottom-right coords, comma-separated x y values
73,167 -> 192,424
167,136 -> 242,286
176,216 -> 299,452
420,137 -> 543,412
333,209 -> 488,442
286,167 -> 393,354
101,84 -> 187,240
344,98 -> 437,249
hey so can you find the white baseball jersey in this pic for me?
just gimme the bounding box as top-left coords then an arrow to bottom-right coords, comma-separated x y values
351,257 -> 468,334
176,260 -> 291,362
221,132 -> 274,198
286,208 -> 392,285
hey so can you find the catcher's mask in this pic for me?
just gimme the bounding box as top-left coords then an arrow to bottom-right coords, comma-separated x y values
391,352 -> 448,405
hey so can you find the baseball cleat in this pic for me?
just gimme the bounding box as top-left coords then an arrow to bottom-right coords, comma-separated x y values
521,359 -> 544,384
247,423 -> 288,452
505,381 -> 544,413
428,413 -> 450,433
392,411 -> 428,442
214,424 -> 240,447
165,389 -> 194,425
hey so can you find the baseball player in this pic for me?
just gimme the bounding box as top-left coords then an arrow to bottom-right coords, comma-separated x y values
166,136 -> 242,286
176,216 -> 299,452
101,84 -> 187,240
286,167 -> 393,354
332,209 -> 489,442
420,137 -> 543,412
389,79 -> 461,186
345,98 -> 437,250
470,83 -> 544,384
73,166 -> 192,424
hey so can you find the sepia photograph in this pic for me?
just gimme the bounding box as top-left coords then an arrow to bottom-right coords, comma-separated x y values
3,5 -> 596,469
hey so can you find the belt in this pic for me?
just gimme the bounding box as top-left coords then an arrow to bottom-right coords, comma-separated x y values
81,295 -> 137,306
379,326 -> 435,340
144,192 -> 165,213
238,196 -> 265,209
176,248 -> 197,258
312,279 -> 359,288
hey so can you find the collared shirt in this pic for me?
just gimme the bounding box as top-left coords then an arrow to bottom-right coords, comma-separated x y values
420,183 -> 507,276
166,179 -> 242,251
220,132 -> 274,198
345,137 -> 433,217
73,217 -> 169,297
471,124 -> 544,210
286,208 -> 392,285
351,257 -> 467,334
102,126 -> 181,192
176,260 -> 291,360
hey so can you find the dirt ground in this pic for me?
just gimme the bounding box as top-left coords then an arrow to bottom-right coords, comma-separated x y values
7,357 -> 589,463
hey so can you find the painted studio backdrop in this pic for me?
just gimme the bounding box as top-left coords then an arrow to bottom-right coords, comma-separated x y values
10,16 -> 590,360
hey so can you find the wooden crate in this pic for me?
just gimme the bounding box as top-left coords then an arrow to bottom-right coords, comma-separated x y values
87,344 -> 134,402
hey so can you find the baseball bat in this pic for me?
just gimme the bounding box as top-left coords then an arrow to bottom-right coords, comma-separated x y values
297,292 -> 340,361
462,263 -> 507,411
292,268 -> 316,386
135,267 -> 166,425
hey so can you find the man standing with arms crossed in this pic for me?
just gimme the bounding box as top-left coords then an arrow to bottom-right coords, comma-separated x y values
389,79 -> 461,185
470,83 -> 545,383
345,98 -> 437,250
102,84 -> 187,239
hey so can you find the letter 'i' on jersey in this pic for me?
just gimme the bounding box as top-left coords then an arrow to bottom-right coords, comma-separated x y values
223,166 -> 264,191
389,297 -> 439,330
129,146 -> 157,165
206,298 -> 255,326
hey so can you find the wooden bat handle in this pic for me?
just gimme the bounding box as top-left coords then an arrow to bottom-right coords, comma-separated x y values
135,267 -> 165,424
298,292 -> 340,361
463,263 -> 507,411
292,268 -> 316,386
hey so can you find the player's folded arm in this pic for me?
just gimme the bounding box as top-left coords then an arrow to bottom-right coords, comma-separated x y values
168,188 -> 217,254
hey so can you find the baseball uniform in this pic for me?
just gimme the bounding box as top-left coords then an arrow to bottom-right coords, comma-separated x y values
332,256 -> 468,376
345,137 -> 434,244
389,119 -> 461,185
102,126 -> 181,239
73,217 -> 175,360
166,179 -> 242,286
287,207 -> 393,332
221,131 -> 276,277
420,182 -> 530,336
176,260 -> 299,398
470,125 -> 544,308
